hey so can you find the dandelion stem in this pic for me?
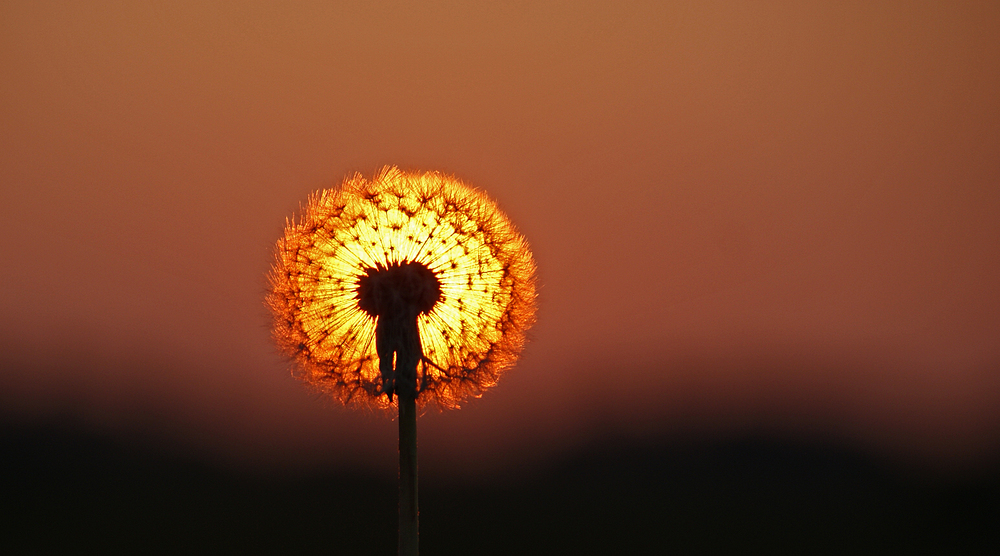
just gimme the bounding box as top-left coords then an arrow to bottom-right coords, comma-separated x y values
398,390 -> 418,556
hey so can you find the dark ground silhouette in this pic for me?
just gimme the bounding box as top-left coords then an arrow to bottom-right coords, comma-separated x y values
2,421 -> 997,554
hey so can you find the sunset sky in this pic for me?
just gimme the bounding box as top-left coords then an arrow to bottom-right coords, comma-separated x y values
2,0 -> 998,492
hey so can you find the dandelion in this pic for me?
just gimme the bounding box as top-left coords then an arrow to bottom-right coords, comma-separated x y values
267,166 -> 537,408
267,166 -> 537,555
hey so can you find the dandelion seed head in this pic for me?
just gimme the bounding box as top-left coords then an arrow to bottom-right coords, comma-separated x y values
267,166 -> 537,410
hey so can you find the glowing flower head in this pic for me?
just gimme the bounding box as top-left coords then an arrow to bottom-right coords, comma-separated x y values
267,167 -> 537,410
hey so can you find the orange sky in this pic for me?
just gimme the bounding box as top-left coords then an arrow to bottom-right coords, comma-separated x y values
1,0 -> 998,478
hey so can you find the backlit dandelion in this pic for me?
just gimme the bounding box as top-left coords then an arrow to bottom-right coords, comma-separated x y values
267,166 -> 537,555
268,166 -> 536,409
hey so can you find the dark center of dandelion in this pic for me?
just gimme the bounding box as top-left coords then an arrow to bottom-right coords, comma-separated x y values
357,261 -> 441,318
356,261 -> 442,402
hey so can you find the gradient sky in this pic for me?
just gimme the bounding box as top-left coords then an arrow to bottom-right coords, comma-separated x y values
1,0 -> 998,480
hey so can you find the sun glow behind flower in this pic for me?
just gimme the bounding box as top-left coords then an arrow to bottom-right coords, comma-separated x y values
268,167 -> 537,409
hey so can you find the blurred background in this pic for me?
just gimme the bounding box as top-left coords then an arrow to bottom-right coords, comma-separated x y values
2,0 -> 998,552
